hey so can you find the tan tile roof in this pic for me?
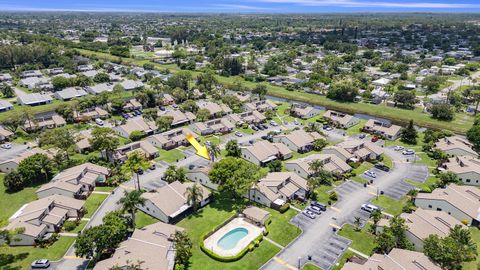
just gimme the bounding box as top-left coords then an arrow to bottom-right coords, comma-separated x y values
286,154 -> 352,174
435,136 -> 477,157
365,119 -> 402,137
443,156 -> 480,175
277,129 -> 324,149
323,110 -> 356,126
416,184 -> 480,219
243,140 -> 292,163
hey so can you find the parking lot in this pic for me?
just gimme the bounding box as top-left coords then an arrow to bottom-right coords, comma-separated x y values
360,167 -> 389,183
334,180 -> 365,199
0,143 -> 29,163
404,164 -> 429,183
299,234 -> 351,270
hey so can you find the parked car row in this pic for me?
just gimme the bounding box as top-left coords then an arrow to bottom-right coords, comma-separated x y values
121,109 -> 143,119
302,201 -> 327,219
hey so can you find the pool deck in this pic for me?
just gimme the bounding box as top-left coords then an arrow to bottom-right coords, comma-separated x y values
204,217 -> 264,257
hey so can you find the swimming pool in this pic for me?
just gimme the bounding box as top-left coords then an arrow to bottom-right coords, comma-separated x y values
217,227 -> 249,250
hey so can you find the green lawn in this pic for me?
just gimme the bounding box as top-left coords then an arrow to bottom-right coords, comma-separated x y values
345,119 -> 367,136
94,186 -> 116,192
405,172 -> 439,191
264,208 -> 301,246
462,227 -> 480,270
302,263 -> 322,270
83,193 -> 108,218
337,224 -> 376,256
176,197 -> 292,270
351,162 -> 374,184
370,195 -> 409,216
69,220 -> 88,234
235,127 -> 255,135
0,174 -> 39,227
331,250 -> 356,270
0,237 -> 76,270
156,148 -> 185,163
314,184 -> 336,204
135,211 -> 160,229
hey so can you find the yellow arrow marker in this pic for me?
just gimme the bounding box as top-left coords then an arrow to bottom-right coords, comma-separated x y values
186,133 -> 210,160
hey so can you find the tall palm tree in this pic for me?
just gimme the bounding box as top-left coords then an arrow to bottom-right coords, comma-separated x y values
308,159 -> 324,177
184,183 -> 204,212
119,190 -> 145,228
208,143 -> 221,162
122,150 -> 150,190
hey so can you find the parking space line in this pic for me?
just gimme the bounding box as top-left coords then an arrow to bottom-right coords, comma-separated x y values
119,184 -> 135,190
330,206 -> 341,212
63,255 -> 82,259
273,256 -> 298,270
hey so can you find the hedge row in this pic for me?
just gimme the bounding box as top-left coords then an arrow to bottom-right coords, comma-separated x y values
200,232 -> 264,262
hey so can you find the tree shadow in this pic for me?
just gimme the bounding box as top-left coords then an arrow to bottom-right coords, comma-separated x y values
0,252 -> 29,270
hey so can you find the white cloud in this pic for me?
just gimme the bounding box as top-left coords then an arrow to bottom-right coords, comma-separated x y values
253,0 -> 480,9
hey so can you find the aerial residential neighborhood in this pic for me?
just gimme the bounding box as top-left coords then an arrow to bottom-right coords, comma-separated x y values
0,4 -> 480,270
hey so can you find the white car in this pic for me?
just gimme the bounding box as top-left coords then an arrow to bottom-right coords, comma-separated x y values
1,143 -> 12,149
270,121 -> 278,126
364,170 -> 377,178
31,259 -> 50,268
95,118 -> 104,126
235,132 -> 243,137
302,210 -> 316,219
402,149 -> 415,155
394,146 -> 404,151
361,204 -> 379,213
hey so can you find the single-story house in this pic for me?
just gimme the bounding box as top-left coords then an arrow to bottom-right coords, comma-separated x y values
333,140 -> 384,161
121,80 -> 144,91
322,110 -> 360,129
17,93 -> 53,106
138,181 -> 211,223
434,136 -> 477,158
93,222 -> 183,270
197,101 -> 232,118
158,110 -> 196,127
273,129 -> 324,153
440,156 -> 480,186
24,114 -> 66,132
242,207 -> 270,226
108,140 -> 158,163
248,172 -> 309,208
377,208 -> 465,251
285,154 -> 352,179
190,118 -> 235,136
147,128 -> 195,150
363,119 -> 402,140
227,110 -> 266,126
243,100 -> 277,112
114,117 -> 157,138
86,83 -> 114,95
0,100 -> 13,112
241,140 -> 293,166
54,87 -> 88,101
73,107 -> 109,122
2,195 -> 85,246
0,127 -> 13,142
290,105 -> 321,119
186,166 -> 217,190
0,148 -> 56,173
415,184 -> 480,226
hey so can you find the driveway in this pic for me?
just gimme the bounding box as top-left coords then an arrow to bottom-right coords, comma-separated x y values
0,143 -> 29,163
261,148 -> 429,270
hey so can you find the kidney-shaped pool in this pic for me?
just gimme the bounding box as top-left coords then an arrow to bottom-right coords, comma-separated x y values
217,227 -> 249,250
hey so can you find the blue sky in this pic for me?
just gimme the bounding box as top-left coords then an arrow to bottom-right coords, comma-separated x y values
0,0 -> 479,12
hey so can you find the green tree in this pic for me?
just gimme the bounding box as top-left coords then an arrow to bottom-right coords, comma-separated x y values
156,116 -> 173,132
3,171 -> 24,192
312,138 -> 328,151
467,124 -> 480,153
89,127 -> 120,161
0,83 -> 14,97
17,153 -> 54,186
327,79 -> 359,102
196,108 -> 211,122
375,215 -> 412,253
0,113 -> 24,133
207,143 -> 221,162
184,183 -> 204,212
422,76 -> 445,94
39,127 -> 76,161
353,216 -> 362,231
424,225 -> 477,270
438,172 -> 459,188
174,230 -> 193,268
122,150 -> 150,190
252,84 -> 267,100
393,90 -> 416,109
51,76 -> 72,90
118,190 -> 145,228
209,157 -> 266,198
180,99 -> 199,113
430,104 -> 454,121
129,130 -> 144,142
267,160 -> 282,172
400,120 -> 418,145
163,165 -> 186,183
93,72 -> 110,83
225,140 -> 241,157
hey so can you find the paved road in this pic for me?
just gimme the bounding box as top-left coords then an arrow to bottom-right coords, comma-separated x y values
260,148 -> 428,270
0,143 -> 29,163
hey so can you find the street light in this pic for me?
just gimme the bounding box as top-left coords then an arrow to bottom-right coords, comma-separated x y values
298,257 -> 301,269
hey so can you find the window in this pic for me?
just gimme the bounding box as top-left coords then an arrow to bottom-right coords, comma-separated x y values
428,205 -> 432,208
436,208 -> 442,211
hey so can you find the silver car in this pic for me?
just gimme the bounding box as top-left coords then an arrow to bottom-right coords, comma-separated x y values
31,259 -> 50,269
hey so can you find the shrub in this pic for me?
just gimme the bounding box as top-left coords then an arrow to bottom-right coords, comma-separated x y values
461,220 -> 469,225
254,240 -> 260,247
248,244 -> 255,252
63,220 -> 79,232
278,203 -> 290,213
421,186 -> 432,193
329,191 -> 338,201
263,230 -> 269,236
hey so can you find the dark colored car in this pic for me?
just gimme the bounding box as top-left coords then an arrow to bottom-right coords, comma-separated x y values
137,168 -> 144,175
311,201 -> 327,211
374,163 -> 390,172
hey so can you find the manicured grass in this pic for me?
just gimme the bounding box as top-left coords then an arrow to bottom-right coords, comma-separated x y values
337,224 -> 376,256
176,197 -> 290,270
0,237 -> 76,269
77,48 -> 474,134
70,220 -> 88,234
302,263 -> 323,270
382,155 -> 393,169
314,184 -> 336,204
235,127 -> 255,135
405,171 -> 439,191
135,211 -> 160,229
156,148 -> 185,163
462,227 -> 480,270
94,186 -> 116,192
370,195 -> 409,216
345,119 -> 367,136
198,135 -> 222,146
0,174 -> 39,227
350,162 -> 374,184
83,193 -> 108,218
331,250 -> 356,270
265,208 -> 301,246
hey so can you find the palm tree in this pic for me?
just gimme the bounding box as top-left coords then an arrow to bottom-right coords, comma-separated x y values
353,216 -> 362,231
308,159 -> 324,177
122,150 -> 150,190
208,143 -> 221,162
184,183 -> 204,212
119,190 -> 145,228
